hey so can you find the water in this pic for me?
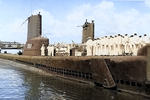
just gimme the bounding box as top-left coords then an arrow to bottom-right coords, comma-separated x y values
1,49 -> 22,54
0,60 -> 149,100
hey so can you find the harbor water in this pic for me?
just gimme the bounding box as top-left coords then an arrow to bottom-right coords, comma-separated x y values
0,59 -> 150,100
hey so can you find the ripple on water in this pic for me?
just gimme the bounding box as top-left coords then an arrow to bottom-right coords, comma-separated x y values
0,66 -> 27,99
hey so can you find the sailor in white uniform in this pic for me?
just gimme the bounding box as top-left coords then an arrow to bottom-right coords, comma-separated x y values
95,38 -> 100,55
109,36 -> 114,55
100,37 -> 105,55
107,36 -> 111,55
142,34 -> 150,45
123,34 -> 130,55
129,35 -> 134,55
67,44 -> 71,56
133,33 -> 139,55
139,35 -> 145,48
47,45 -> 54,56
41,44 -> 45,56
106,36 -> 110,55
86,37 -> 93,56
117,34 -> 122,55
93,39 -> 97,56
103,36 -> 108,55
113,35 -> 118,55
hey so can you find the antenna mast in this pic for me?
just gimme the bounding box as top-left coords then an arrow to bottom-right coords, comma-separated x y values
30,0 -> 32,14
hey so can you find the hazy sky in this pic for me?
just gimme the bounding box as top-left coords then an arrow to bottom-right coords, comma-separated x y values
0,0 -> 150,44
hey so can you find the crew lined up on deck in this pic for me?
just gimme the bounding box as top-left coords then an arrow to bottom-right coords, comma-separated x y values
86,33 -> 150,56
41,44 -> 55,56
40,33 -> 149,56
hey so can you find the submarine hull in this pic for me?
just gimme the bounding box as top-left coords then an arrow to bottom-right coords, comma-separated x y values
0,44 -> 150,96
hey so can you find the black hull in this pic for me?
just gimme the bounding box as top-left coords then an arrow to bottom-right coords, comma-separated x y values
0,53 -> 150,97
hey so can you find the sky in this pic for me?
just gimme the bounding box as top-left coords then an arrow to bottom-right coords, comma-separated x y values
0,0 -> 150,44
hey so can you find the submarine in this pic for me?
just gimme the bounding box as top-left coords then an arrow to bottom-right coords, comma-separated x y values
0,13 -> 150,97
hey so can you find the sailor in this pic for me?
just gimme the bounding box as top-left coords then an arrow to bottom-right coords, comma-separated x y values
129,35 -> 134,55
132,33 -> 139,55
113,35 -> 118,55
86,37 -> 93,56
93,39 -> 97,56
41,44 -> 45,56
123,34 -> 130,55
107,36 -> 111,55
109,36 -> 113,55
67,44 -> 71,56
103,36 -> 108,55
47,45 -> 51,56
142,34 -> 150,46
96,38 -> 101,56
106,36 -> 110,55
138,35 -> 143,49
110,36 -> 115,55
100,37 -> 105,55
47,45 -> 54,56
121,36 -> 125,55
117,34 -> 122,55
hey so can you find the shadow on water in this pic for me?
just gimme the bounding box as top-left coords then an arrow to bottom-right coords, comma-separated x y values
0,62 -> 150,100
22,72 -> 150,100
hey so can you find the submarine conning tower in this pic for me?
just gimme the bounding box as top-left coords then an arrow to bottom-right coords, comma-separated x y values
27,12 -> 42,41
82,19 -> 94,43
23,13 -> 49,56
23,37 -> 49,56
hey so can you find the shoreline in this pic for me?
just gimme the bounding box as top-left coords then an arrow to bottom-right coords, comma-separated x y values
0,58 -> 52,77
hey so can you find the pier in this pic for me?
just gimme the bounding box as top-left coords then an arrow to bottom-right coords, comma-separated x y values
0,41 -> 24,49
